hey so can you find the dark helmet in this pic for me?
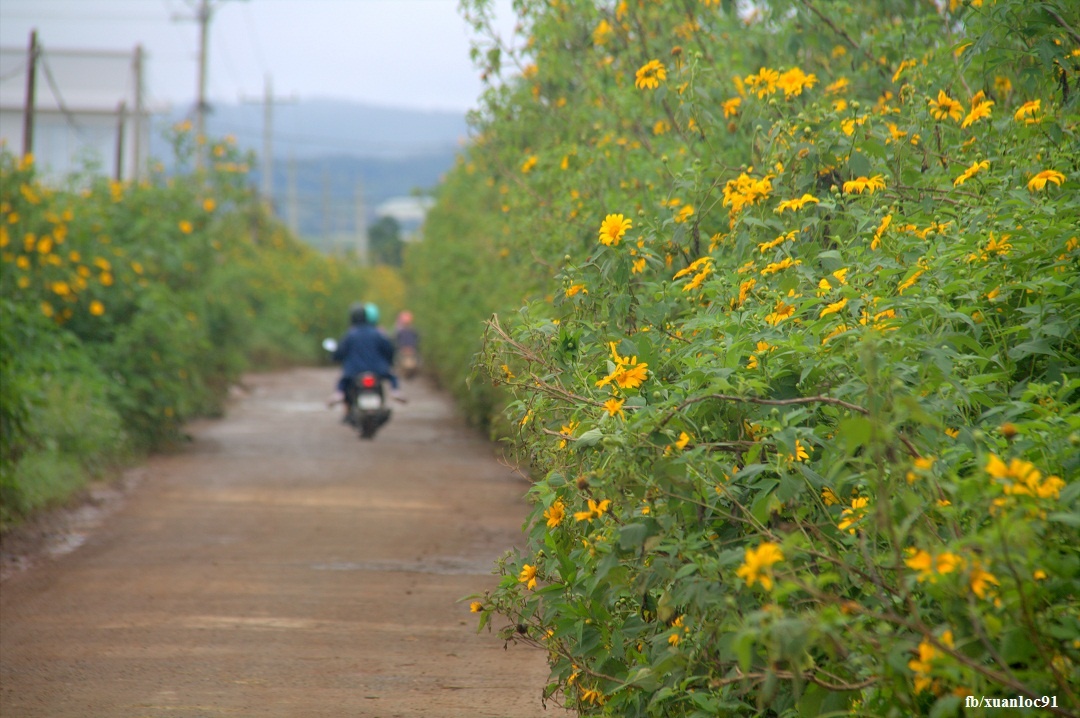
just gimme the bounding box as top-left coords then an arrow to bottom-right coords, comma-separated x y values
349,303 -> 368,325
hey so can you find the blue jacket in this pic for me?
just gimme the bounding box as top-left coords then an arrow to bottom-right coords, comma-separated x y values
333,323 -> 395,379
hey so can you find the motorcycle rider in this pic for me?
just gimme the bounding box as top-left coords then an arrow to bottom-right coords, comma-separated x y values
329,303 -> 404,421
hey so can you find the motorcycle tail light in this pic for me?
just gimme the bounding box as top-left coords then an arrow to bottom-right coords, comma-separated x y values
360,375 -> 378,389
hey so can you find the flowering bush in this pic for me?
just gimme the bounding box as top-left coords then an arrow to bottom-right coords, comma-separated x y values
0,129 -> 395,524
410,0 -> 1079,714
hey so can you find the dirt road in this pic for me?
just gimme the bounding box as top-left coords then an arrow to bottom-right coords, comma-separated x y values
0,368 -> 553,718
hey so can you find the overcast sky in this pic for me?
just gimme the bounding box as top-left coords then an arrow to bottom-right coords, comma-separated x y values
0,0 -> 517,113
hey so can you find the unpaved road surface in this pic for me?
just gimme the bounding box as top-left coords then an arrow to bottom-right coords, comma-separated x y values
1,368 -> 553,717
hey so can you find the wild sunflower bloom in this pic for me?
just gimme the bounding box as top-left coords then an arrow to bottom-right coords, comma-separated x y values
1027,169 -> 1065,192
469,601 -> 484,613
574,498 -> 611,522
908,632 -> 953,694
774,193 -> 819,213
179,220 -> 193,234
745,67 -> 779,98
760,257 -> 801,275
765,300 -> 796,325
837,496 -> 870,534
904,548 -> 963,582
602,397 -> 625,417
735,542 -> 783,590
518,564 -> 538,590
521,155 -> 538,173
598,213 -> 632,246
819,297 -> 848,318
928,90 -> 963,122
89,300 -> 105,316
787,439 -> 809,463
596,358 -> 649,390
961,97 -> 994,128
969,563 -> 999,599
674,204 -> 694,223
544,500 -> 566,528
722,97 -> 741,118
776,67 -> 817,97
843,175 -> 886,194
954,159 -> 990,186
565,284 -> 588,297
634,60 -> 667,90
1013,99 -> 1041,124
592,19 -> 613,45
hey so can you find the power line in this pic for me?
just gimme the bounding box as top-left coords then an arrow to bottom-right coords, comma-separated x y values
38,44 -> 90,141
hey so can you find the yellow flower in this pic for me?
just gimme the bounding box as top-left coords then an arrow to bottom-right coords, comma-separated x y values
521,155 -> 538,173
675,431 -> 691,450
1027,169 -> 1065,192
653,119 -> 670,135
598,213 -> 633,246
558,421 -> 578,448
774,193 -> 819,214
760,257 -> 801,276
89,300 -> 105,316
631,257 -> 646,274
905,548 -> 963,582
179,220 -> 193,234
843,175 -> 886,194
822,487 -> 840,505
788,439 -> 809,463
735,542 -> 784,590
674,204 -> 694,223
544,500 -> 566,528
722,97 -> 741,118
574,498 -> 611,522
1013,99 -> 1041,124
776,67 -> 817,97
819,297 -> 848,318
826,77 -> 849,94
202,197 -> 216,212
969,563 -> 999,599
470,601 -> 484,613
837,496 -> 869,533
928,89 -> 963,122
602,397 -> 625,417
961,98 -> 994,128
908,633 -> 953,694
758,230 -> 797,253
592,19 -> 613,45
954,159 -> 990,186
518,564 -> 538,590
565,284 -> 588,297
668,633 -> 680,647
745,67 -> 779,98
898,269 -> 924,294
635,60 -> 667,90
891,59 -> 916,84
765,300 -> 796,325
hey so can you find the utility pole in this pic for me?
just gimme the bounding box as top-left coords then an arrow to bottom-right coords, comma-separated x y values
286,153 -> 299,236
22,30 -> 38,159
132,45 -> 145,180
173,0 -> 245,171
355,182 -> 369,265
241,75 -> 296,213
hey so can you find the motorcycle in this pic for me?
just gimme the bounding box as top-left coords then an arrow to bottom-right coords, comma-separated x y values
323,338 -> 392,440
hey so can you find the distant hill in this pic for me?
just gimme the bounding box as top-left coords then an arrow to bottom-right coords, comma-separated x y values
148,99 -> 468,238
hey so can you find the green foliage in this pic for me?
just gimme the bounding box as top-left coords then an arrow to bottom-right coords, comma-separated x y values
369,215 -> 405,266
416,0 -> 1080,714
0,127 -> 398,526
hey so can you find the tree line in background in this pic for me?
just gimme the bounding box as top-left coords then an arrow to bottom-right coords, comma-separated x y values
406,0 -> 1078,715
0,124 -> 404,527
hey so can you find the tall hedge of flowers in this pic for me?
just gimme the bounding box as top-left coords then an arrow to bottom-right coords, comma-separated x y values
0,127 -> 398,525
407,0 -> 1079,714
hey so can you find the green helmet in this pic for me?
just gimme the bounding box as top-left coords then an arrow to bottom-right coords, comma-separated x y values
364,302 -> 380,324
